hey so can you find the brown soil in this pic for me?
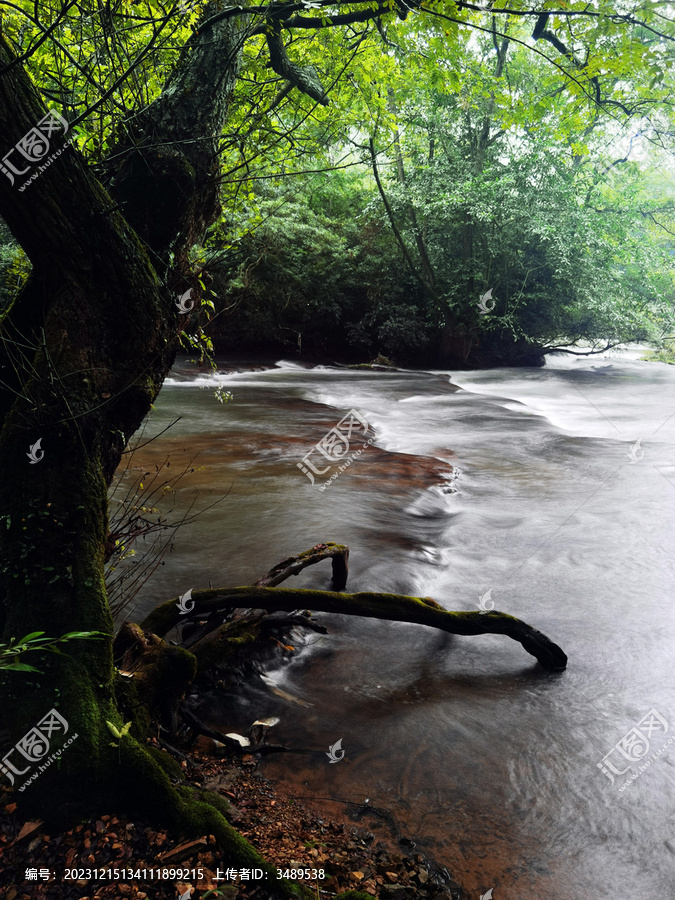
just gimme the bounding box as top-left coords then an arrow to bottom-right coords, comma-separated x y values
0,739 -> 463,900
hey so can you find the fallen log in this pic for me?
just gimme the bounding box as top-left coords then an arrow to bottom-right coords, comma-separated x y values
142,586 -> 567,671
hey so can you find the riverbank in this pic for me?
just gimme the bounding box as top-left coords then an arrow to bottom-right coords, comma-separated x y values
0,739 -> 463,899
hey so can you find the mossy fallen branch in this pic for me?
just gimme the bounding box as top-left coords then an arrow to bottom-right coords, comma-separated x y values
142,586 -> 567,671
163,542 -> 347,662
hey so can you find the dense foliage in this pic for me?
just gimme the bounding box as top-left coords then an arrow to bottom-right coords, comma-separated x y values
1,3 -> 674,365
0,5 -> 671,366
183,3 -> 675,365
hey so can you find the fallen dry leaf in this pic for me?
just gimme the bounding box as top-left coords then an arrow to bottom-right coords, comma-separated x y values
15,819 -> 43,842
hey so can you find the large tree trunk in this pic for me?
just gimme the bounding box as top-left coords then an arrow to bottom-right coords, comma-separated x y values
0,30 -> 171,815
0,7 -> 304,888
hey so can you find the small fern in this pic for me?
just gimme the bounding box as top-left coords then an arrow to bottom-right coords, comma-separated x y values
106,719 -> 132,748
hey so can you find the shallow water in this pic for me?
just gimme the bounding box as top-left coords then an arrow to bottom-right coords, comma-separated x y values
122,352 -> 675,900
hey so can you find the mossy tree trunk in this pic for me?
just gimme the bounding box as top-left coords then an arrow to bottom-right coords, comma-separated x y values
0,29 -> 171,815
0,9 -> 306,888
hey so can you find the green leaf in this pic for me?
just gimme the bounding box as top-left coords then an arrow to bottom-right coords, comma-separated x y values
58,631 -> 107,640
20,632 -> 46,642
106,721 -> 122,739
0,662 -> 41,672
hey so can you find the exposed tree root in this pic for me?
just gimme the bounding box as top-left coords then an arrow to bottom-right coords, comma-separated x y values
100,546 -> 567,899
179,704 -> 288,755
116,739 -> 309,898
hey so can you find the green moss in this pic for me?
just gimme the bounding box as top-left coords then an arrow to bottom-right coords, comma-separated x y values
194,789 -> 237,823
641,349 -> 675,365
193,620 -> 263,673
335,892 -> 374,899
296,541 -> 346,559
145,743 -> 184,780
114,673 -> 152,736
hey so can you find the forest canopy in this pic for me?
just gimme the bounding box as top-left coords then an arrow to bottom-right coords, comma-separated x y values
1,1 -> 674,365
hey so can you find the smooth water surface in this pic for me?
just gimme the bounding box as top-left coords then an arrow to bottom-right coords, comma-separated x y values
122,353 -> 675,900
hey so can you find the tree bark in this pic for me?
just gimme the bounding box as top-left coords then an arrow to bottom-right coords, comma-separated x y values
254,541 -> 349,589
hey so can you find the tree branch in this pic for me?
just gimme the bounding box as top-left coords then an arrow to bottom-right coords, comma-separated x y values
265,16 -> 329,105
278,5 -> 392,30
368,137 -> 438,302
142,586 -> 568,671
254,541 -> 349,588
544,341 -> 624,355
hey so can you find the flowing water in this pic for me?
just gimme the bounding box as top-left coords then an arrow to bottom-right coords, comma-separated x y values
122,352 -> 675,900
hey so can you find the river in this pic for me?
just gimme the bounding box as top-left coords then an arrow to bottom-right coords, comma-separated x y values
119,352 -> 675,900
